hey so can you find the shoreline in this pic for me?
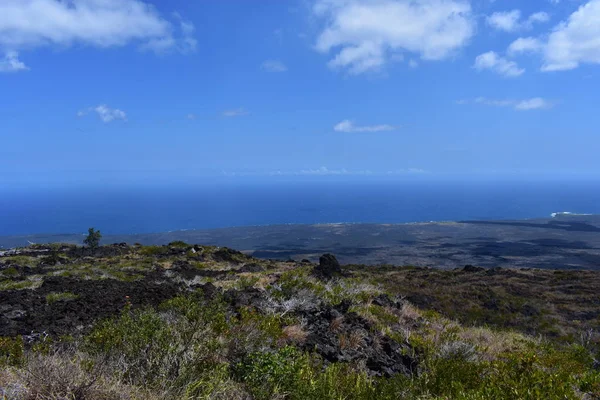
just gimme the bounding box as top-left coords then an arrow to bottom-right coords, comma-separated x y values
3,211 -> 596,241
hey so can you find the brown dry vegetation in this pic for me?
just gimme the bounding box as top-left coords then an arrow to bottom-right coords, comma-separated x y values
350,264 -> 600,342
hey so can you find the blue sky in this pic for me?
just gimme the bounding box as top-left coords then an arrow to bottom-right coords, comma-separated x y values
1,0 -> 600,187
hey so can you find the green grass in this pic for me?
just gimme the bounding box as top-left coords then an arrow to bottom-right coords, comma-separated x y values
140,246 -> 169,256
0,266 -> 19,277
46,291 -> 80,304
0,277 -> 43,291
2,244 -> 600,399
1,255 -> 37,266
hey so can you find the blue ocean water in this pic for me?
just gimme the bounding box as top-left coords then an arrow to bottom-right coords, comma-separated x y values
1,179 -> 600,236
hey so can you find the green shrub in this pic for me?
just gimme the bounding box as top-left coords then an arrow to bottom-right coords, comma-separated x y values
0,336 -> 24,367
235,275 -> 260,290
83,227 -> 102,249
169,241 -> 190,248
85,307 -> 174,385
139,246 -> 169,256
0,279 -> 41,291
275,268 -> 324,300
160,292 -> 229,336
1,256 -> 36,266
1,267 -> 19,277
235,346 -> 305,399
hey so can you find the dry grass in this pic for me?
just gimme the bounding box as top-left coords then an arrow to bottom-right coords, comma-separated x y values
1,351 -> 157,400
398,303 -> 421,325
458,327 -> 533,361
339,330 -> 366,351
353,265 -> 600,340
282,325 -> 309,344
329,316 -> 344,332
348,330 -> 366,350
252,275 -> 276,290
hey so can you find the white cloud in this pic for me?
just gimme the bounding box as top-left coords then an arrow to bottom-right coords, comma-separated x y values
486,9 -> 550,32
486,10 -> 521,32
542,0 -> 600,71
528,12 -> 551,24
222,108 -> 249,117
261,60 -> 287,72
333,119 -> 397,133
187,113 -> 197,120
222,167 -> 426,177
299,166 -> 351,175
473,51 -> 524,77
474,97 -> 515,107
0,0 -> 195,54
78,105 -> 127,122
387,168 -> 427,174
504,1 -> 600,72
514,97 -> 552,110
507,37 -> 543,55
0,50 -> 28,72
460,97 -> 553,110
313,0 -> 474,74
296,167 -> 426,176
94,105 -> 127,122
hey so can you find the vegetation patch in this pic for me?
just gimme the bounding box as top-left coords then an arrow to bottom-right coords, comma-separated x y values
46,291 -> 80,304
0,244 -> 599,399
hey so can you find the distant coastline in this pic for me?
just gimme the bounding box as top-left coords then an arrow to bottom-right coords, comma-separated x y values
3,181 -> 600,237
1,213 -> 599,248
2,214 -> 600,271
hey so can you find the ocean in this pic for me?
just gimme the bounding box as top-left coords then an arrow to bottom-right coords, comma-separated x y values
1,179 -> 600,236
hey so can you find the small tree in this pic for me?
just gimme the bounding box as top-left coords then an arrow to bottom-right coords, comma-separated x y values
83,227 -> 102,249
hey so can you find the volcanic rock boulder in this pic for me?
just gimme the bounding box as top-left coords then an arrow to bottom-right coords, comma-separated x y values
463,265 -> 485,273
314,254 -> 342,279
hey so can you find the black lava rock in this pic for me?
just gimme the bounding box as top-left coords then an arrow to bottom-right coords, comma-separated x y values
314,253 -> 342,279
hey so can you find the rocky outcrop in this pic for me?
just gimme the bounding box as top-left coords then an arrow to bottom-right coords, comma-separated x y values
314,253 -> 342,279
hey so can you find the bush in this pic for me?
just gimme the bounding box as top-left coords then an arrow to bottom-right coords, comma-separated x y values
235,346 -> 305,399
0,337 -> 24,367
83,227 -> 102,249
6,351 -> 149,400
86,294 -> 231,393
85,307 -> 175,386
168,241 -> 190,248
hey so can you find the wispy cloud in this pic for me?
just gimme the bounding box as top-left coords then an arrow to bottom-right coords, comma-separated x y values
0,0 -> 196,55
299,167 -> 352,176
295,167 -> 426,176
387,168 -> 427,175
507,37 -> 543,56
486,9 -> 550,32
221,167 -> 427,177
261,60 -> 287,72
0,51 -> 28,73
514,98 -> 552,110
458,97 -> 554,111
334,120 -> 397,133
312,0 -> 475,74
222,108 -> 249,118
187,113 -> 197,120
78,105 -> 127,123
473,51 -> 524,77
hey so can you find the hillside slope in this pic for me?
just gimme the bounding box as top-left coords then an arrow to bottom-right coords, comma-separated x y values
1,243 -> 599,399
